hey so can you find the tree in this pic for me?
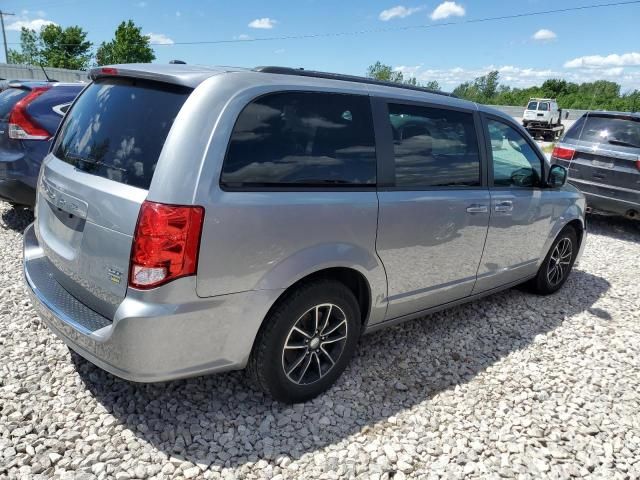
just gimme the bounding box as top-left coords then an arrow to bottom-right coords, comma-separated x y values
40,24 -> 92,69
96,20 -> 155,65
423,80 -> 441,91
473,70 -> 500,101
7,25 -> 92,69
367,61 -> 404,83
7,28 -> 40,65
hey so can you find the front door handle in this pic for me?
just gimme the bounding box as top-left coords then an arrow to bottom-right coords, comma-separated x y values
495,200 -> 514,212
466,204 -> 488,214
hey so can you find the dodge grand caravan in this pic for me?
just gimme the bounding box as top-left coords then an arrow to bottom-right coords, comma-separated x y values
24,64 -> 586,403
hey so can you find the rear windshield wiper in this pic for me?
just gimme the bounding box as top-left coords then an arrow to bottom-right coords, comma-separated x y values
65,154 -> 127,173
607,138 -> 640,149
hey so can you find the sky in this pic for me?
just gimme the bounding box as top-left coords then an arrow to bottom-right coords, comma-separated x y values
3,0 -> 640,91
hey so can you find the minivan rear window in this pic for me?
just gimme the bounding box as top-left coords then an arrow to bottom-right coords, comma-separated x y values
564,114 -> 640,148
526,101 -> 538,110
0,88 -> 29,121
53,78 -> 191,190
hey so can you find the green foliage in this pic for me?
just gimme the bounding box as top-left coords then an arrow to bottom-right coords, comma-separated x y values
366,61 -> 441,90
367,61 -> 405,83
96,20 -> 155,66
7,25 -> 92,69
423,80 -> 441,91
452,72 -> 639,112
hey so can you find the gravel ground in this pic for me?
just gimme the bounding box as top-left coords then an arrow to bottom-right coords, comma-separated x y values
1,200 -> 639,480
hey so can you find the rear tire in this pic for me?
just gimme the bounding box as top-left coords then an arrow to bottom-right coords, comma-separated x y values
248,280 -> 361,403
527,226 -> 578,295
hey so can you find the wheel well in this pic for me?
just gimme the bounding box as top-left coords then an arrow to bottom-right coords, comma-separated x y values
566,219 -> 584,248
272,267 -> 372,327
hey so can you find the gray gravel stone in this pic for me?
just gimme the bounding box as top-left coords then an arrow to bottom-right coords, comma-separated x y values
1,203 -> 639,479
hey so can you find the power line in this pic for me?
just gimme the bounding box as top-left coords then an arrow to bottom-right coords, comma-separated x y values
3,0 -> 639,47
163,0 -> 640,47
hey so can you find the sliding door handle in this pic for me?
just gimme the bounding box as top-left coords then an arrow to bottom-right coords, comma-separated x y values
466,204 -> 488,214
495,201 -> 514,212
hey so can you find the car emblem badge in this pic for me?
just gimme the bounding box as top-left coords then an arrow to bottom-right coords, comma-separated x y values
108,267 -> 123,284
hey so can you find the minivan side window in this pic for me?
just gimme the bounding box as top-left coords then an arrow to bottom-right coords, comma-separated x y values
387,103 -> 480,188
221,92 -> 376,188
487,118 -> 543,188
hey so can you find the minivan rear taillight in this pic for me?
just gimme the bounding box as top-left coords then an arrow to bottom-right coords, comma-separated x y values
129,201 -> 205,289
8,86 -> 52,140
551,146 -> 575,161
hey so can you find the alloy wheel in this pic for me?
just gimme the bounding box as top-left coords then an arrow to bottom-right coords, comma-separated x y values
282,303 -> 348,386
547,238 -> 573,286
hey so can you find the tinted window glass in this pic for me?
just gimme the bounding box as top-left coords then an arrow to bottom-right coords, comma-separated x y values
488,119 -> 543,187
221,92 -> 376,187
53,78 -> 191,190
564,114 -> 640,148
527,101 -> 538,110
388,104 -> 480,187
0,88 -> 28,121
538,102 -> 549,111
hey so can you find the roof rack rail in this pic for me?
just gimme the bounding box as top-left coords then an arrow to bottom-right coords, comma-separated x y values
253,66 -> 456,98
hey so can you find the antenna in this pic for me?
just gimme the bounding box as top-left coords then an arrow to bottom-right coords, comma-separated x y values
40,64 -> 52,82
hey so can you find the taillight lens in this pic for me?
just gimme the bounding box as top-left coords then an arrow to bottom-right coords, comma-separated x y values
551,146 -> 575,161
129,201 -> 205,289
8,86 -> 52,140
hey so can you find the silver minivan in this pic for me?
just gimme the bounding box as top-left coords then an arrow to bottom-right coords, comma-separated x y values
24,64 -> 586,403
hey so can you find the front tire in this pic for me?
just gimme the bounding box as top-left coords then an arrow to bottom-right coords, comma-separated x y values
248,280 -> 361,403
527,226 -> 578,295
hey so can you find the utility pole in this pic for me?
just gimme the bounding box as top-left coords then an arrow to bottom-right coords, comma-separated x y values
0,11 -> 15,64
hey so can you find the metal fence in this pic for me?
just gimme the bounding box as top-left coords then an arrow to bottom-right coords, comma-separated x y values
0,63 -> 88,83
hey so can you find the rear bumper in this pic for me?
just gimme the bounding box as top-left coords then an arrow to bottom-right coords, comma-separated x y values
23,224 -> 283,382
0,179 -> 36,206
569,178 -> 640,217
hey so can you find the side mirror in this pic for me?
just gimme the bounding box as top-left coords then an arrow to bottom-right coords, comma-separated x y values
548,164 -> 568,188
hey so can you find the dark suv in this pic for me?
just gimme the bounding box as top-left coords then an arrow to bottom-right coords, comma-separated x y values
552,111 -> 640,220
0,81 -> 84,207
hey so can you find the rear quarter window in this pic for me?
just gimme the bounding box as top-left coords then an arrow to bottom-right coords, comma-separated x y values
221,91 -> 377,188
53,78 -> 191,190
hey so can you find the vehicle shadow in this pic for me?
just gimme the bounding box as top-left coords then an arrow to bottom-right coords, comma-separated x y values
72,268 -> 610,470
587,213 -> 639,243
0,203 -> 34,233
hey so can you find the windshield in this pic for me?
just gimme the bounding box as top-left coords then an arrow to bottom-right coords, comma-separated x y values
564,114 -> 640,148
53,77 -> 191,190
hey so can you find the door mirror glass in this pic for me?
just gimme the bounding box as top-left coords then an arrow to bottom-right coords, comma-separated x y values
548,164 -> 568,187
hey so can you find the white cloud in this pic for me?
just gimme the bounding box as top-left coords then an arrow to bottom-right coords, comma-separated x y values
564,52 -> 640,69
379,5 -> 423,21
248,17 -> 277,29
430,1 -> 465,21
234,34 -> 253,41
532,29 -> 557,42
146,32 -> 174,45
7,18 -> 56,32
